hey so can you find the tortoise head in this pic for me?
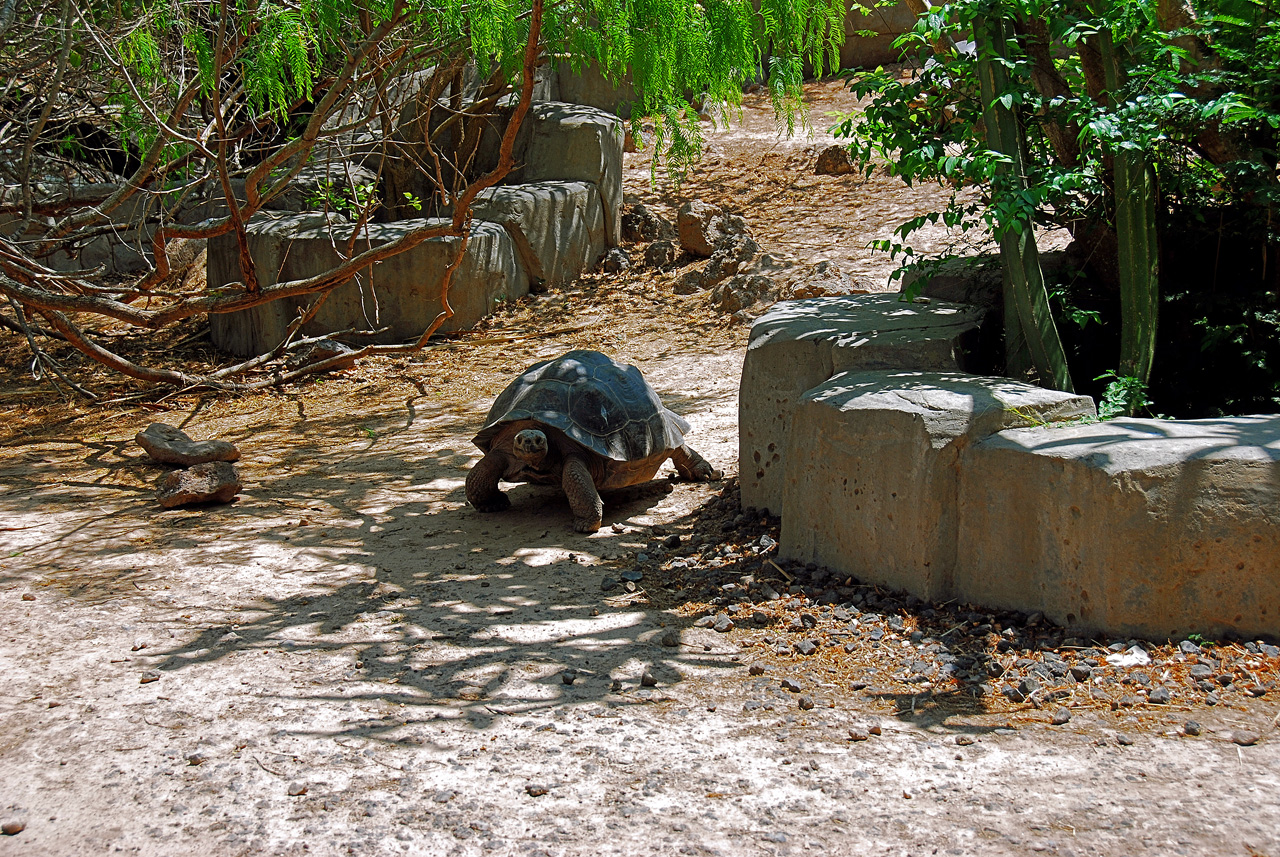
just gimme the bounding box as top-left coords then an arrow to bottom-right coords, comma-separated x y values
513,428 -> 549,465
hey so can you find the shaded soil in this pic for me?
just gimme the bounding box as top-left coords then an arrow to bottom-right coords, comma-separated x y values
1,81 -> 1278,857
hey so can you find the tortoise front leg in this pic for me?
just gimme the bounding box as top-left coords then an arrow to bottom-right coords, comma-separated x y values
562,454 -> 603,533
670,445 -> 722,481
466,452 -> 512,513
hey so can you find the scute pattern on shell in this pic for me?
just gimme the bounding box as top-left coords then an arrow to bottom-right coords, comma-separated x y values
473,350 -> 690,463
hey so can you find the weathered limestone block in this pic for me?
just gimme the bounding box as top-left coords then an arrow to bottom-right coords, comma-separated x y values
156,461 -> 242,508
136,423 -> 240,466
739,295 -> 986,513
959,416 -> 1280,639
208,213 -> 527,357
466,181 -> 605,289
520,102 -> 623,247
841,1 -> 920,69
779,372 -> 1094,600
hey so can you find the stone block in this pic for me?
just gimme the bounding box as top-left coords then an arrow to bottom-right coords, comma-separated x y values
555,62 -> 635,120
779,371 -> 1094,600
466,181 -> 605,289
840,1 -> 919,69
959,416 -> 1280,639
739,294 -> 986,513
208,212 -> 527,356
519,102 -> 623,247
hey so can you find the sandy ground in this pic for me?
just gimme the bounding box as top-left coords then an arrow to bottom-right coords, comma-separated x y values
1,81 -> 1278,857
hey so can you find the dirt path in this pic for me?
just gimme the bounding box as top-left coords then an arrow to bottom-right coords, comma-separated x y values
1,83 -> 1278,857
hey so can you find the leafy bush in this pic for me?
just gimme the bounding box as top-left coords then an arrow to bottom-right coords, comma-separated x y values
837,0 -> 1280,416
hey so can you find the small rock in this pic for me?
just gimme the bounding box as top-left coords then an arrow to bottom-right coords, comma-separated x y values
610,679 -> 623,692
600,577 -> 618,592
287,782 -> 308,796
814,145 -> 855,176
748,663 -> 767,676
620,569 -> 643,582
660,631 -> 680,647
797,695 -> 815,711
1068,664 -> 1092,681
794,639 -> 818,656
955,734 -> 976,746
186,752 -> 206,766
1148,686 -> 1171,704
713,615 -> 734,633
602,248 -> 630,273
693,615 -> 715,628
525,784 -> 549,797
1183,720 -> 1202,736
136,423 -> 240,466
676,200 -> 728,257
156,461 -> 242,508
140,671 -> 160,684
640,671 -> 658,688
1232,730 -> 1261,747
1050,707 -> 1071,725
1179,640 -> 1202,655
1116,734 -> 1135,746
662,534 -> 681,549
561,670 -> 577,685
780,678 -> 802,693
760,583 -> 780,601
20,593 -> 34,602
2,820 -> 26,836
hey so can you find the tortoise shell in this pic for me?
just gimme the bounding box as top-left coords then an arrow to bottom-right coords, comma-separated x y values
472,350 -> 690,486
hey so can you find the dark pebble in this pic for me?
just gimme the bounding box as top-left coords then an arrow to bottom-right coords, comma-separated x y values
561,670 -> 577,685
1069,665 -> 1092,682
621,569 -> 643,582
794,640 -> 817,656
1116,734 -> 1134,746
640,671 -> 657,687
601,578 -> 618,592
780,678 -> 802,693
1,821 -> 25,836
1148,686 -> 1171,704
1050,707 -> 1071,725
660,631 -> 680,647
713,615 -> 734,633
525,784 -> 549,797
1183,720 -> 1202,736
797,695 -> 815,711
663,534 -> 681,549
748,663 -> 767,676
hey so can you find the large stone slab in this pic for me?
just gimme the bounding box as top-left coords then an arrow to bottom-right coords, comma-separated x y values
779,371 -> 1094,600
465,181 -> 605,289
519,102 -> 623,247
959,416 -> 1280,639
840,1 -> 919,69
208,213 -> 527,357
739,295 -> 987,513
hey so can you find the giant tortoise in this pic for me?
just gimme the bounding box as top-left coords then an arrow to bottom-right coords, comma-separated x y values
465,350 -> 720,532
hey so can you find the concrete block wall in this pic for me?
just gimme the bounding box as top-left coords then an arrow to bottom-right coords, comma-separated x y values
208,101 -> 621,356
742,294 -> 1280,640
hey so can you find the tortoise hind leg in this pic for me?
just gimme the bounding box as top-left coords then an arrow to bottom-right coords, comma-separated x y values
671,445 -> 722,481
466,452 -> 512,513
562,454 -> 603,533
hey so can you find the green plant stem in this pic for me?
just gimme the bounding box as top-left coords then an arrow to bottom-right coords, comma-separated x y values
1099,28 -> 1159,389
974,12 -> 1074,393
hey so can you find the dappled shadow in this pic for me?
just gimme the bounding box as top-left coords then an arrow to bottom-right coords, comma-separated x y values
0,376 -> 739,741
